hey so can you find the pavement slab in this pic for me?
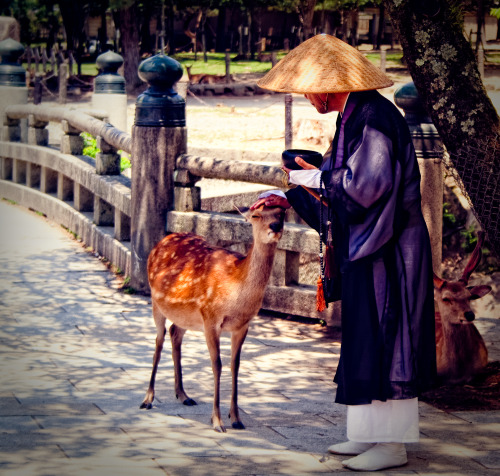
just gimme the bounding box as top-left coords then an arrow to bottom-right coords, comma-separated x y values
0,200 -> 499,475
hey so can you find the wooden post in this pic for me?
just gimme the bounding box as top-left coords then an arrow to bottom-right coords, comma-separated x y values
477,49 -> 484,79
33,73 -> 43,104
58,62 -> 68,104
285,93 -> 293,150
271,51 -> 277,67
225,50 -> 231,82
380,49 -> 386,73
131,54 -> 187,292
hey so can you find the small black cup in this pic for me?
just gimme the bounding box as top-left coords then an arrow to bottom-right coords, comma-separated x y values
282,149 -> 323,170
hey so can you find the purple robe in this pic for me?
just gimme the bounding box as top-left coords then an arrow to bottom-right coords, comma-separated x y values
286,90 -> 437,405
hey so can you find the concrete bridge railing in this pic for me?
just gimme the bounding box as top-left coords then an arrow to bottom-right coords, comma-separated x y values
0,51 -> 339,324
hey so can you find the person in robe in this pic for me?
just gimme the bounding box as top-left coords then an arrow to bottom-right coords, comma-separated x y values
251,34 -> 437,472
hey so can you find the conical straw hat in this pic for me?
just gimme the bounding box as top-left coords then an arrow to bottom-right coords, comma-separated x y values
257,34 -> 393,93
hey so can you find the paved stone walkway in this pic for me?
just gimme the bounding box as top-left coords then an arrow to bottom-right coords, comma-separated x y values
0,200 -> 499,475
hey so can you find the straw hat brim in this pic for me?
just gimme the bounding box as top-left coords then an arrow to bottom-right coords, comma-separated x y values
257,34 -> 393,94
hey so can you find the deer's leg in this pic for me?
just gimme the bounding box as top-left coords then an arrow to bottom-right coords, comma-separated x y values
169,323 -> 196,406
140,303 -> 166,409
204,325 -> 225,432
229,325 -> 249,430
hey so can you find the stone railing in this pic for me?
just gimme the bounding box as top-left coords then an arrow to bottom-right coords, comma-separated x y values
0,104 -> 134,278
0,53 -> 340,324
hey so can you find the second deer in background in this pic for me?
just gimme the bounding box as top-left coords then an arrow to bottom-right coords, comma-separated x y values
185,64 -> 206,84
434,232 -> 492,384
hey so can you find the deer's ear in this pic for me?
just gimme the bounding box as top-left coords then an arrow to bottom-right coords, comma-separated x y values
234,206 -> 250,220
433,273 -> 446,290
467,285 -> 492,300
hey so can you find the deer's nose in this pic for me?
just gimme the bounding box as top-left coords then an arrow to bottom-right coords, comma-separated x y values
270,222 -> 283,233
464,311 -> 475,322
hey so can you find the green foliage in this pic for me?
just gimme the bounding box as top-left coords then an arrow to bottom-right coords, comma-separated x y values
81,132 -> 131,172
443,202 -> 457,226
81,132 -> 99,158
2,197 -> 17,205
120,153 -> 131,172
460,225 -> 478,252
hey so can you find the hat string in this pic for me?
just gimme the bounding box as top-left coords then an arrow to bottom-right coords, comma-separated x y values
321,93 -> 329,113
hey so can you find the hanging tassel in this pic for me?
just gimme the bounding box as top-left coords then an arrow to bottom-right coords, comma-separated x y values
316,276 -> 326,312
324,245 -> 334,279
324,220 -> 334,279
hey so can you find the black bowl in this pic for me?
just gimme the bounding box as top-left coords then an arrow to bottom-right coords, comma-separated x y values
282,149 -> 323,170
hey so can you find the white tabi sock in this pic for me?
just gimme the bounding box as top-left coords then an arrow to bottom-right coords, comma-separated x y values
327,441 -> 375,455
342,442 -> 408,471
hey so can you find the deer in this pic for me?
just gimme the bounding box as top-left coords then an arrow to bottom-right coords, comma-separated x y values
200,73 -> 234,84
140,204 -> 286,432
433,232 -> 492,384
185,64 -> 206,84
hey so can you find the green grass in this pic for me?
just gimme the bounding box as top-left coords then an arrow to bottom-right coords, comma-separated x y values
485,52 -> 500,64
171,51 -> 287,75
364,51 -> 405,67
23,48 -> 500,80
79,63 -> 99,75
23,62 -> 98,76
25,50 -> 407,79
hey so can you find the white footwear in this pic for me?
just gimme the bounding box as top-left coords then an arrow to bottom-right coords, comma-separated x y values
327,441 -> 375,455
342,443 -> 408,471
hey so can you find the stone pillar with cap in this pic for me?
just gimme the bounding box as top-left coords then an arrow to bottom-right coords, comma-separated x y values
92,51 -> 127,132
130,54 -> 187,292
0,38 -> 28,142
395,82 -> 443,274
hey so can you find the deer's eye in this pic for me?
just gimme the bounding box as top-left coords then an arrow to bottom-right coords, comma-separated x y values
442,297 -> 451,303
251,215 -> 262,219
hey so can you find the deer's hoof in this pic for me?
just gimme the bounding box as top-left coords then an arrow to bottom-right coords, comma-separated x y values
182,398 -> 197,406
140,402 -> 152,409
232,421 -> 245,430
213,425 -> 227,433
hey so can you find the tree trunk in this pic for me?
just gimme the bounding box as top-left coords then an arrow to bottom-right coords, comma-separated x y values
349,9 -> 359,46
58,0 -> 86,66
166,1 -> 175,53
297,0 -> 317,40
376,3 -> 386,49
140,0 -> 155,55
99,3 -> 108,53
384,0 -> 500,254
115,2 -> 142,94
476,0 -> 484,54
216,6 -> 227,52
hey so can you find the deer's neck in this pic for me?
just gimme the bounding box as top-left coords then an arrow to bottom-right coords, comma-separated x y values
440,321 -> 480,359
236,241 -> 277,302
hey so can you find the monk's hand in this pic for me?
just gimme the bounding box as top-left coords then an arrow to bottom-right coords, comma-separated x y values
250,194 -> 291,210
295,157 -> 318,170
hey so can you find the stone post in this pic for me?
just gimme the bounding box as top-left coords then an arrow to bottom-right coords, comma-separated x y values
395,82 -> 443,274
130,54 -> 187,292
92,51 -> 128,132
0,39 -> 28,142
